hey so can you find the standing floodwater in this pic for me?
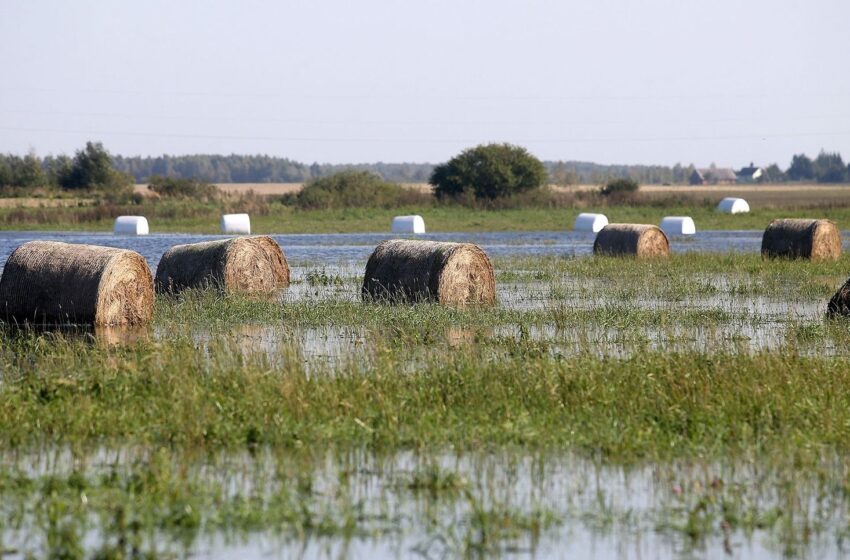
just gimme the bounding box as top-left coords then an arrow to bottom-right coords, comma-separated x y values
0,229 -> 832,271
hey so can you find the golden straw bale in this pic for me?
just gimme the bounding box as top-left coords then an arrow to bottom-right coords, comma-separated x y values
761,218 -> 841,261
593,224 -> 670,257
155,236 -> 289,295
362,239 -> 495,306
0,241 -> 154,325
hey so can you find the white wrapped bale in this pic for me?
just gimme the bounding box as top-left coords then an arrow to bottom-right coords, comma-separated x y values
574,213 -> 609,233
659,216 -> 696,236
221,213 -> 251,235
716,198 -> 750,214
391,215 -> 426,234
114,216 -> 149,236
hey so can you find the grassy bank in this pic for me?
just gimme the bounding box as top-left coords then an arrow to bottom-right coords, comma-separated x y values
3,200 -> 850,233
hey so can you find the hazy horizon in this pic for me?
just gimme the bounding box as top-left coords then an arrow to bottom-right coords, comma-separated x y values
1,0 -> 848,168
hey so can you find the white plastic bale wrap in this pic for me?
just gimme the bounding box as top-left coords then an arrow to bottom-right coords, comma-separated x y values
221,213 -> 251,234
391,215 -> 426,234
114,216 -> 149,235
659,216 -> 696,235
574,213 -> 609,233
716,198 -> 750,214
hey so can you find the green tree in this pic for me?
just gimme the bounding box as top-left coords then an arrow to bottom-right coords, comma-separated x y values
43,154 -> 73,187
813,151 -> 847,183
7,152 -> 48,188
429,143 -> 547,200
787,153 -> 814,181
61,141 -> 131,192
0,156 -> 10,186
762,163 -> 786,183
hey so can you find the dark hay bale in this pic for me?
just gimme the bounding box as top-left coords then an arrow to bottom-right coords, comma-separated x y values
761,218 -> 841,261
827,277 -> 850,317
362,239 -> 496,306
0,241 -> 154,325
593,224 -> 670,257
155,236 -> 289,295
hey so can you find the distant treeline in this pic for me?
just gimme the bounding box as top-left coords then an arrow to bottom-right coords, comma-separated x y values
2,144 -> 849,189
112,155 -> 434,184
110,154 -> 695,184
105,151 -> 850,185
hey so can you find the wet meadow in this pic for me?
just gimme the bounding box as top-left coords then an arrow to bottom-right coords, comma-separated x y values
2,245 -> 850,558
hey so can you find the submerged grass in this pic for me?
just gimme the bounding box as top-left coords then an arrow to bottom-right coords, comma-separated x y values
2,334 -> 850,459
3,253 -> 850,557
2,447 -> 848,558
1,252 -> 847,457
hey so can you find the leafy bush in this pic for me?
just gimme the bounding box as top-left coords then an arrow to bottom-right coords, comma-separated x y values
429,143 -> 547,201
295,170 -> 423,209
601,177 -> 639,196
148,176 -> 219,201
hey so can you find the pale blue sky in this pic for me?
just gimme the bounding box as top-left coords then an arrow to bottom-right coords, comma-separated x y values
1,0 -> 848,167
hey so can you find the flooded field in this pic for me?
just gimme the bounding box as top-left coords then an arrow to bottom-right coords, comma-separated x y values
2,231 -> 850,558
1,447 -> 847,559
2,229 -> 840,270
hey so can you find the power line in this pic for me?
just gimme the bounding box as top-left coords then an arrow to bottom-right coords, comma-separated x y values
1,125 -> 850,145
1,86 -> 849,103
2,108 -> 850,128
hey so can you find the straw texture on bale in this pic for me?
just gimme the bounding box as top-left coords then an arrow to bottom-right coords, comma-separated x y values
761,219 -> 841,261
593,224 -> 670,257
155,235 -> 289,295
827,277 -> 850,317
362,239 -> 496,306
0,241 -> 154,325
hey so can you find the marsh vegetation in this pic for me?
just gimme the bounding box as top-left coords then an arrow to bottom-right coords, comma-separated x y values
2,253 -> 850,557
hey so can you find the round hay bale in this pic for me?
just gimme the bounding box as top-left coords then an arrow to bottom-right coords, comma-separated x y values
362,239 -> 496,306
221,213 -> 251,235
114,215 -> 149,235
827,277 -> 850,317
155,235 -> 289,295
574,213 -> 608,233
761,218 -> 841,261
391,215 -> 426,234
593,224 -> 670,257
659,216 -> 696,236
716,197 -> 750,214
0,241 -> 154,326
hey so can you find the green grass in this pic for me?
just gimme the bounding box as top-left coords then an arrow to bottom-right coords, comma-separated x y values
2,253 -> 850,557
2,252 -> 850,455
1,333 -> 849,457
4,200 -> 850,232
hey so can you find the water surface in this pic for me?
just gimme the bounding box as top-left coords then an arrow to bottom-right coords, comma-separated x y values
0,229 -> 823,270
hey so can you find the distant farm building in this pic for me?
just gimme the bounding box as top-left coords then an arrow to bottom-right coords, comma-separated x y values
736,163 -> 764,183
689,168 -> 738,185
